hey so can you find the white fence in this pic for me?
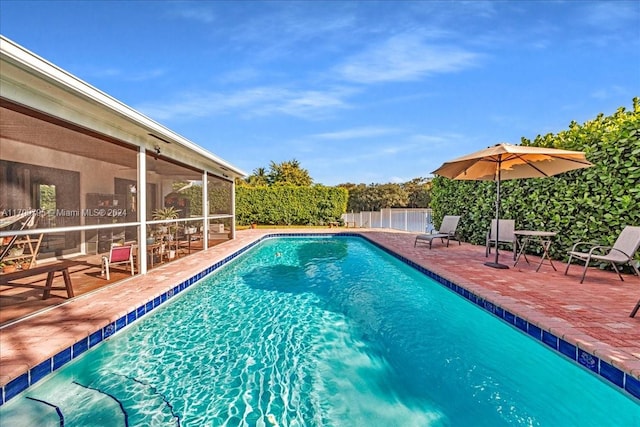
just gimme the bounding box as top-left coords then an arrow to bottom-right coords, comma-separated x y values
341,208 -> 434,233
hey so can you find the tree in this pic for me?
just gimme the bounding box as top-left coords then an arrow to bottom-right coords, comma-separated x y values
245,167 -> 269,187
344,183 -> 409,211
267,159 -> 313,186
403,178 -> 432,208
341,179 -> 431,212
374,183 -> 409,209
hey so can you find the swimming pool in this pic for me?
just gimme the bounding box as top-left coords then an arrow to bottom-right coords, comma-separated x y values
1,236 -> 639,425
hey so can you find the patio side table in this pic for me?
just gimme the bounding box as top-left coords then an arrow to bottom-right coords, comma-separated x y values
514,230 -> 557,272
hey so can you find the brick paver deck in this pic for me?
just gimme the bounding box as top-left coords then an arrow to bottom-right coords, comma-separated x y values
1,228 -> 639,400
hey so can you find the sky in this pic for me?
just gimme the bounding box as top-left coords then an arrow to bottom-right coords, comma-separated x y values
1,1 -> 639,186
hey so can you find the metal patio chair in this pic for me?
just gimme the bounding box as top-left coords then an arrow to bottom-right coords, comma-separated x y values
414,215 -> 461,249
486,219 -> 516,260
564,225 -> 640,284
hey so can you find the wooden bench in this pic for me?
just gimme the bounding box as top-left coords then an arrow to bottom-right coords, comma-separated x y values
0,261 -> 75,300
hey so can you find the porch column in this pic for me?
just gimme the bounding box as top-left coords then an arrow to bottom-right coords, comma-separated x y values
138,147 -> 148,274
202,171 -> 208,250
231,178 -> 236,239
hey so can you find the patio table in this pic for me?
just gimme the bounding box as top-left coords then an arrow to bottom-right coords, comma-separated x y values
514,230 -> 557,272
181,232 -> 201,254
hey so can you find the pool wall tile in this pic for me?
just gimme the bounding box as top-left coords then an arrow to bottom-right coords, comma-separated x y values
484,301 -> 495,313
53,348 -> 72,370
127,310 -> 137,324
514,317 -> 528,332
115,316 -> 127,331
503,311 -> 516,325
103,322 -> 116,338
542,331 -> 558,350
5,374 -> 28,401
578,349 -> 599,373
72,338 -> 88,358
559,339 -> 577,360
600,361 -> 624,388
89,330 -> 103,347
527,324 -> 542,341
626,375 -> 640,400
30,360 -> 52,385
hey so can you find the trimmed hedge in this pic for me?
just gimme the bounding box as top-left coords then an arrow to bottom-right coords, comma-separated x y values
236,186 -> 348,226
431,98 -> 640,262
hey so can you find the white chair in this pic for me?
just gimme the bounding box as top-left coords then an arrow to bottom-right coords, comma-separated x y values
101,244 -> 135,280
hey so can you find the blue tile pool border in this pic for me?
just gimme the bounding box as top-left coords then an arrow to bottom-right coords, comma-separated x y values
2,232 -> 638,406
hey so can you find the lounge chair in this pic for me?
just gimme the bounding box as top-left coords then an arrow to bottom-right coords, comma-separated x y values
101,244 -> 135,280
486,219 -> 516,260
414,215 -> 461,249
564,225 -> 640,284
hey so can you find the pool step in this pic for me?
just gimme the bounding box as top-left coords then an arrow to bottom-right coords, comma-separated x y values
1,381 -> 126,426
92,373 -> 181,426
0,396 -> 63,426
3,374 -> 180,426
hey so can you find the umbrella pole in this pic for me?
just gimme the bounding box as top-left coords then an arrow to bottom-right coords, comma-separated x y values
485,157 -> 509,269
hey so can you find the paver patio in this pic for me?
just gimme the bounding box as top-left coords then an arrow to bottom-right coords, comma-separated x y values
1,228 -> 639,402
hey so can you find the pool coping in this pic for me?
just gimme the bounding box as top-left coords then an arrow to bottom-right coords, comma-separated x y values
1,231 -> 639,405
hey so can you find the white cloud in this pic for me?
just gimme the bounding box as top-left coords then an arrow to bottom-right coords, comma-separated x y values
170,4 -> 215,23
336,33 -> 480,84
312,127 -> 399,140
582,2 -> 638,30
276,89 -> 352,119
590,85 -> 627,100
137,86 -> 355,121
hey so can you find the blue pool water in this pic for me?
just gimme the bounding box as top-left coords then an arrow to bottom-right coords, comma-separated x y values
1,236 -> 639,426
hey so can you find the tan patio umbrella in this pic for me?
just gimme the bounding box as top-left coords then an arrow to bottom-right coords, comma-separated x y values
432,143 -> 593,269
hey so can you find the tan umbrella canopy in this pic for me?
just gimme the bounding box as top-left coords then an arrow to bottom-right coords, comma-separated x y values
432,143 -> 593,268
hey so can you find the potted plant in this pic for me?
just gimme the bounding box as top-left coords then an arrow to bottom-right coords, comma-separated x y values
8,244 -> 24,257
248,215 -> 258,229
152,206 -> 180,236
146,234 -> 156,245
152,206 -> 181,221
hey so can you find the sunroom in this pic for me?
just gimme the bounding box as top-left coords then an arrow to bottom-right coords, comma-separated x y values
0,36 -> 246,322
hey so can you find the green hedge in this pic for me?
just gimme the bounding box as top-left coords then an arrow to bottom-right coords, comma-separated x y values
236,186 -> 348,226
431,98 -> 640,262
